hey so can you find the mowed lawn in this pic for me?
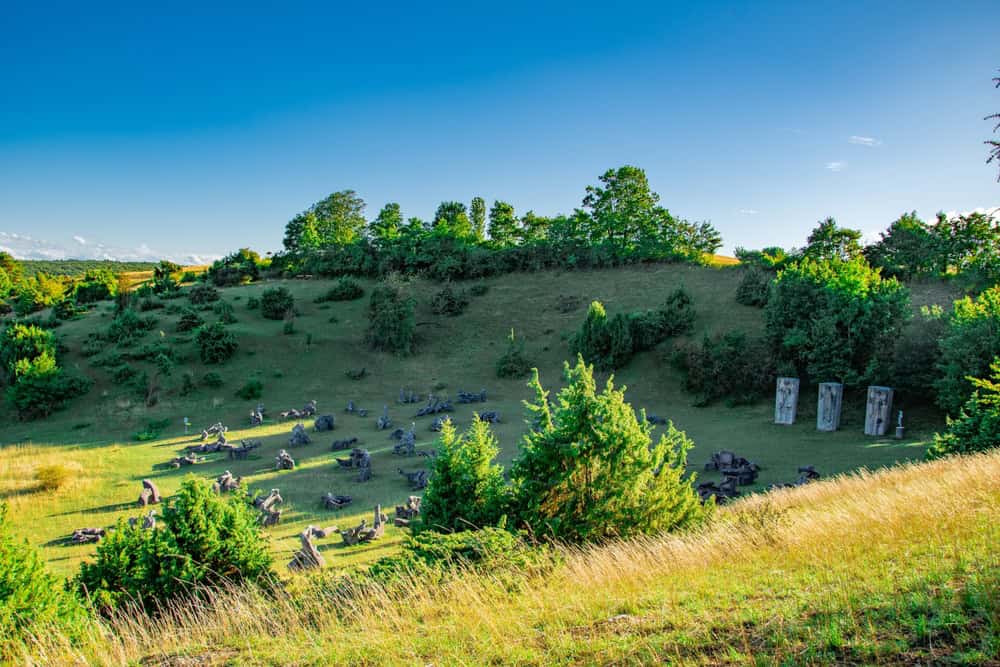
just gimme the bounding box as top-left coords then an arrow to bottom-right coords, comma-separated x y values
0,264 -> 952,576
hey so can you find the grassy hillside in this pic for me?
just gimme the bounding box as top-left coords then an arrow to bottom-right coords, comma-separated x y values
0,264 -> 954,576
17,449 -> 1000,665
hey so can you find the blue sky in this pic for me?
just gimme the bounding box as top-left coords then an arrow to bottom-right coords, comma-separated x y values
1,1 -> 998,262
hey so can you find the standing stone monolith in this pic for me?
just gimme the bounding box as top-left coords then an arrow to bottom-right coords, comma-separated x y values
774,377 -> 800,425
865,386 -> 894,436
816,382 -> 843,432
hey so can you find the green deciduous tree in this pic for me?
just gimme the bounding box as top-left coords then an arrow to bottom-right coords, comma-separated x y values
370,202 -> 403,244
936,286 -> 1000,414
765,257 -> 909,387
510,357 -> 708,542
487,200 -> 518,247
864,212 -> 935,280
421,419 -> 508,532
470,197 -> 486,242
283,190 -> 367,250
801,218 -> 863,262
433,201 -> 472,238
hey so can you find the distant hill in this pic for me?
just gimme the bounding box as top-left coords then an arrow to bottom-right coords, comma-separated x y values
18,259 -> 159,277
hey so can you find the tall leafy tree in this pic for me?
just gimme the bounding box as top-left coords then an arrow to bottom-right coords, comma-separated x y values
518,211 -> 551,244
864,212 -> 935,279
801,218 -> 863,261
510,357 -> 707,542
370,202 -> 403,244
283,190 -> 366,250
487,200 -> 518,246
433,201 -> 472,238
582,165 -> 664,251
470,196 -> 487,242
765,256 -> 910,386
421,418 -> 508,532
935,286 -> 1000,414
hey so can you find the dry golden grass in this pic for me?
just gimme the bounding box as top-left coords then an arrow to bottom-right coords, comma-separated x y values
15,450 -> 999,666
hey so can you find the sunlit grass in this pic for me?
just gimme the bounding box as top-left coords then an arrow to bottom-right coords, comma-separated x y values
13,450 -> 999,665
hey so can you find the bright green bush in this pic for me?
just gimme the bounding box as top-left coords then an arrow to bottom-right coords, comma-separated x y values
0,503 -> 87,658
260,287 -> 294,320
927,359 -> 1000,459
195,322 -> 239,364
75,477 -> 273,614
72,268 -> 117,304
0,323 -> 54,383
765,257 -> 909,387
510,357 -> 708,542
935,287 -> 1000,414
421,419 -> 508,532
5,351 -> 92,420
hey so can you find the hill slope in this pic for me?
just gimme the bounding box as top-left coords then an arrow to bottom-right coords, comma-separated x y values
20,449 -> 1000,665
0,264 -> 951,575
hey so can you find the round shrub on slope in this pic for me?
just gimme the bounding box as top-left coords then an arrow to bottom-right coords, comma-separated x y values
195,321 -> 239,364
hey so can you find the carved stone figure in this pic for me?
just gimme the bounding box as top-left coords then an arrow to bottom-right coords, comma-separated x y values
314,414 -> 336,431
288,423 -> 311,446
138,479 -> 161,506
816,382 -> 843,432
774,377 -> 799,425
274,449 -> 296,470
864,386 -> 894,436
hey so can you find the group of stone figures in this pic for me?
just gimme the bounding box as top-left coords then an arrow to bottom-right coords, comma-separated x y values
289,499 -> 424,571
774,378 -> 901,437
696,451 -> 822,503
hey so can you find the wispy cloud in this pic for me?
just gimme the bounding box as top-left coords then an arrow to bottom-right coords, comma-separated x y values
825,161 -> 847,172
738,208 -> 759,215
849,135 -> 881,147
0,231 -> 218,265
941,206 -> 1000,221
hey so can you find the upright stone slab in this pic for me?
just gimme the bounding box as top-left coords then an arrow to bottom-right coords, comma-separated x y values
774,377 -> 800,425
816,382 -> 843,432
864,386 -> 894,436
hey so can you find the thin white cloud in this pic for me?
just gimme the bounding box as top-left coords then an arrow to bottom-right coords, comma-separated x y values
849,135 -> 881,147
940,206 -> 1000,221
0,232 -> 219,265
738,208 -> 759,215
825,161 -> 847,172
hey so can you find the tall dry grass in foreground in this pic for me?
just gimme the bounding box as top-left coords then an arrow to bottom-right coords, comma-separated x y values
16,451 -> 1000,666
